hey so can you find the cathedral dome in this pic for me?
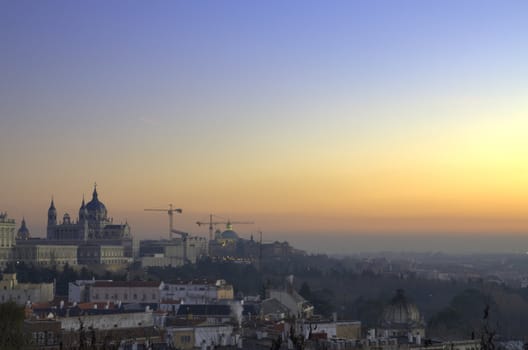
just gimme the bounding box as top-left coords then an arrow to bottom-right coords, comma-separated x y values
381,289 -> 423,327
86,186 -> 107,216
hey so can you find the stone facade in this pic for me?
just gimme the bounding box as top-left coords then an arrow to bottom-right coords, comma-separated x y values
0,212 -> 15,267
77,244 -> 128,265
14,240 -> 79,265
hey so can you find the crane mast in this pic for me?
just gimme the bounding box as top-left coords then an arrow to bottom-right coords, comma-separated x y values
144,204 -> 189,263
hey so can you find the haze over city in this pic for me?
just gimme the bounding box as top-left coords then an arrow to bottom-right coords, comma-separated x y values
2,1 -> 528,253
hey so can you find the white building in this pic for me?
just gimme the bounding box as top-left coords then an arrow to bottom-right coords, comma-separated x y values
161,279 -> 234,304
60,310 -> 154,331
89,280 -> 163,304
140,236 -> 207,268
268,276 -> 314,319
0,273 -> 54,305
68,279 -> 113,303
167,324 -> 236,350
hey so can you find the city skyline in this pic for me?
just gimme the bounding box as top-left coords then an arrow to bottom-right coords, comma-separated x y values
2,1 -> 528,252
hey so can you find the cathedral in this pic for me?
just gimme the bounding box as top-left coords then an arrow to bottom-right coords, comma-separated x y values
47,185 -> 130,241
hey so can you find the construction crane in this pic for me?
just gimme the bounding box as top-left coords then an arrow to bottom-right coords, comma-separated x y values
144,204 -> 190,263
144,204 -> 183,239
196,214 -> 254,241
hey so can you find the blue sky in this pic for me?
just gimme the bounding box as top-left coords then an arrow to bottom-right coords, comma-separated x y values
2,1 -> 528,252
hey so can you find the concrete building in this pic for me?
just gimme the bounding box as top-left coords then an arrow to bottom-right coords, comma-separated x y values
0,212 -> 16,267
0,273 -> 54,305
161,279 -> 234,304
68,279 -> 112,303
24,303 -> 162,349
166,324 -> 236,349
88,280 -> 163,304
139,236 -> 207,268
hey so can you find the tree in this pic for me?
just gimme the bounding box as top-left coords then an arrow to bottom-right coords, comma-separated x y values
480,304 -> 496,350
299,282 -> 312,300
0,302 -> 27,350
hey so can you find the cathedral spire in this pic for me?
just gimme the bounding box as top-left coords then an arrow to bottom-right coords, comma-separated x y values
49,196 -> 55,209
92,183 -> 98,200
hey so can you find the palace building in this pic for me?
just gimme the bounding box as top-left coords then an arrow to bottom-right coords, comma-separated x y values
0,212 -> 16,267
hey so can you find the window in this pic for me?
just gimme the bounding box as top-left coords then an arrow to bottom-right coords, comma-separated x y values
181,335 -> 191,344
133,294 -> 137,300
124,293 -> 128,300
152,294 -> 156,300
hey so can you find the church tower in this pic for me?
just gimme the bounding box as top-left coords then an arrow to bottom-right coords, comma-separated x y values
47,198 -> 57,239
79,196 -> 89,241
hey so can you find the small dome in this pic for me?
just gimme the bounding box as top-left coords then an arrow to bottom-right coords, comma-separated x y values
381,289 -> 423,327
17,218 -> 30,240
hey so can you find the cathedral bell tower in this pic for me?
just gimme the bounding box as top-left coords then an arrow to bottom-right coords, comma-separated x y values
79,196 -> 89,241
47,198 -> 57,239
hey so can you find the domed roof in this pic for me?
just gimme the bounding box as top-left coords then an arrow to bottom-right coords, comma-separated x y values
381,289 -> 423,327
17,218 -> 30,240
218,221 -> 240,240
86,186 -> 107,213
220,230 -> 239,240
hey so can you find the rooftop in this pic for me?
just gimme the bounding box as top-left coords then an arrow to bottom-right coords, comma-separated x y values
93,281 -> 162,288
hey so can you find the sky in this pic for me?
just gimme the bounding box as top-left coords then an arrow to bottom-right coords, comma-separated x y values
1,1 -> 528,253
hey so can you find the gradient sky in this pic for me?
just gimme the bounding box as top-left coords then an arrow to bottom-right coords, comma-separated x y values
1,1 -> 528,252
